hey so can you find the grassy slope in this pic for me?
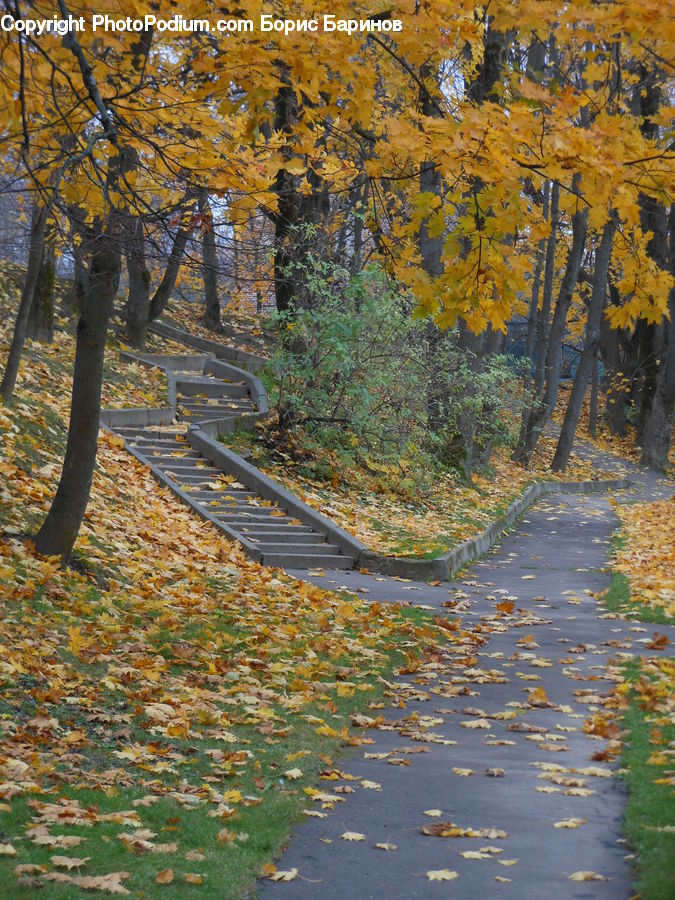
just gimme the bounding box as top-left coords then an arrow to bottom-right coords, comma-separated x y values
0,276 -> 445,897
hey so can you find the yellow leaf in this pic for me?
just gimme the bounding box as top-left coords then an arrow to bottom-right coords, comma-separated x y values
268,868 -> 298,882
426,869 -> 458,881
156,869 -> 174,884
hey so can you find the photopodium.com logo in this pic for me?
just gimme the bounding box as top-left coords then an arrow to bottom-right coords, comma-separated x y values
0,12 -> 404,37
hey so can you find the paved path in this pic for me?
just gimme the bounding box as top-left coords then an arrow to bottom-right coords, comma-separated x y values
257,464 -> 673,899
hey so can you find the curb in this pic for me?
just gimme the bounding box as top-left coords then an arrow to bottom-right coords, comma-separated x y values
357,477 -> 634,580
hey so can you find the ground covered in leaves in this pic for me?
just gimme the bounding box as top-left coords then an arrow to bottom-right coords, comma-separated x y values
612,498 -> 675,621
0,290 -> 446,897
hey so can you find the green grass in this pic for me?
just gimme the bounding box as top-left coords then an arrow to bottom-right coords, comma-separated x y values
0,558 -> 434,899
619,659 -> 675,900
0,640 -> 414,898
600,536 -> 673,625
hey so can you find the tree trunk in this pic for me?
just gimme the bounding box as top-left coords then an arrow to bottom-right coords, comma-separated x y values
552,215 -> 615,471
640,204 -> 675,468
147,221 -> 192,322
34,223 -> 121,560
588,348 -> 599,438
124,216 -> 151,347
515,195 -> 588,466
517,181 -> 550,449
27,238 -> 55,343
270,64 -> 330,315
199,191 -> 221,331
0,202 -> 50,401
62,212 -> 90,319
599,297 -> 628,436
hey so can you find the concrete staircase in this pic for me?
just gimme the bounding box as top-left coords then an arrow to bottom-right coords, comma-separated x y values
107,343 -> 355,569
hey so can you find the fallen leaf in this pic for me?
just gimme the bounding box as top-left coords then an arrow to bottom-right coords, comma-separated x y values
341,831 -> 365,842
426,869 -> 458,881
50,856 -> 91,870
554,818 -> 587,829
569,871 -> 608,881
156,868 -> 174,884
268,868 -> 298,882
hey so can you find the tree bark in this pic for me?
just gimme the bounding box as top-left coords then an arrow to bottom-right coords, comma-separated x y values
34,222 -> 121,560
270,64 -> 330,315
552,215 -> 614,471
124,216 -> 151,347
640,204 -> 675,468
517,181 -> 549,448
588,348 -> 599,438
26,238 -> 55,343
147,221 -> 192,322
0,202 -> 50,401
599,284 -> 628,436
514,191 -> 588,466
199,191 -> 221,330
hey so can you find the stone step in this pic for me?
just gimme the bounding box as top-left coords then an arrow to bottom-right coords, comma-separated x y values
140,451 -> 203,462
213,508 -> 290,520
250,537 -> 329,551
261,552 -> 353,569
116,429 -> 184,440
176,411 -> 243,422
255,541 -> 340,556
176,381 -> 250,399
194,492 -> 261,503
183,488 -> 263,501
159,468 -> 225,480
177,399 -> 255,410
133,446 -> 191,457
238,524 -> 314,535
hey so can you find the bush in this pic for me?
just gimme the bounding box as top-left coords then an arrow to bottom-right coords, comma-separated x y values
266,258 -> 516,479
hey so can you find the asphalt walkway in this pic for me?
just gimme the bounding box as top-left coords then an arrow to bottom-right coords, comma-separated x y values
258,464 -> 673,899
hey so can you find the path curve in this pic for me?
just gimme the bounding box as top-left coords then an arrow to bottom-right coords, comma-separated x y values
256,460 -> 672,899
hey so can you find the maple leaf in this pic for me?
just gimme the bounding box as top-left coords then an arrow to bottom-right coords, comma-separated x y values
341,831 -> 366,842
156,868 -> 174,884
554,818 -> 587,829
268,868 -> 298,882
426,869 -> 458,881
50,856 -> 91,870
